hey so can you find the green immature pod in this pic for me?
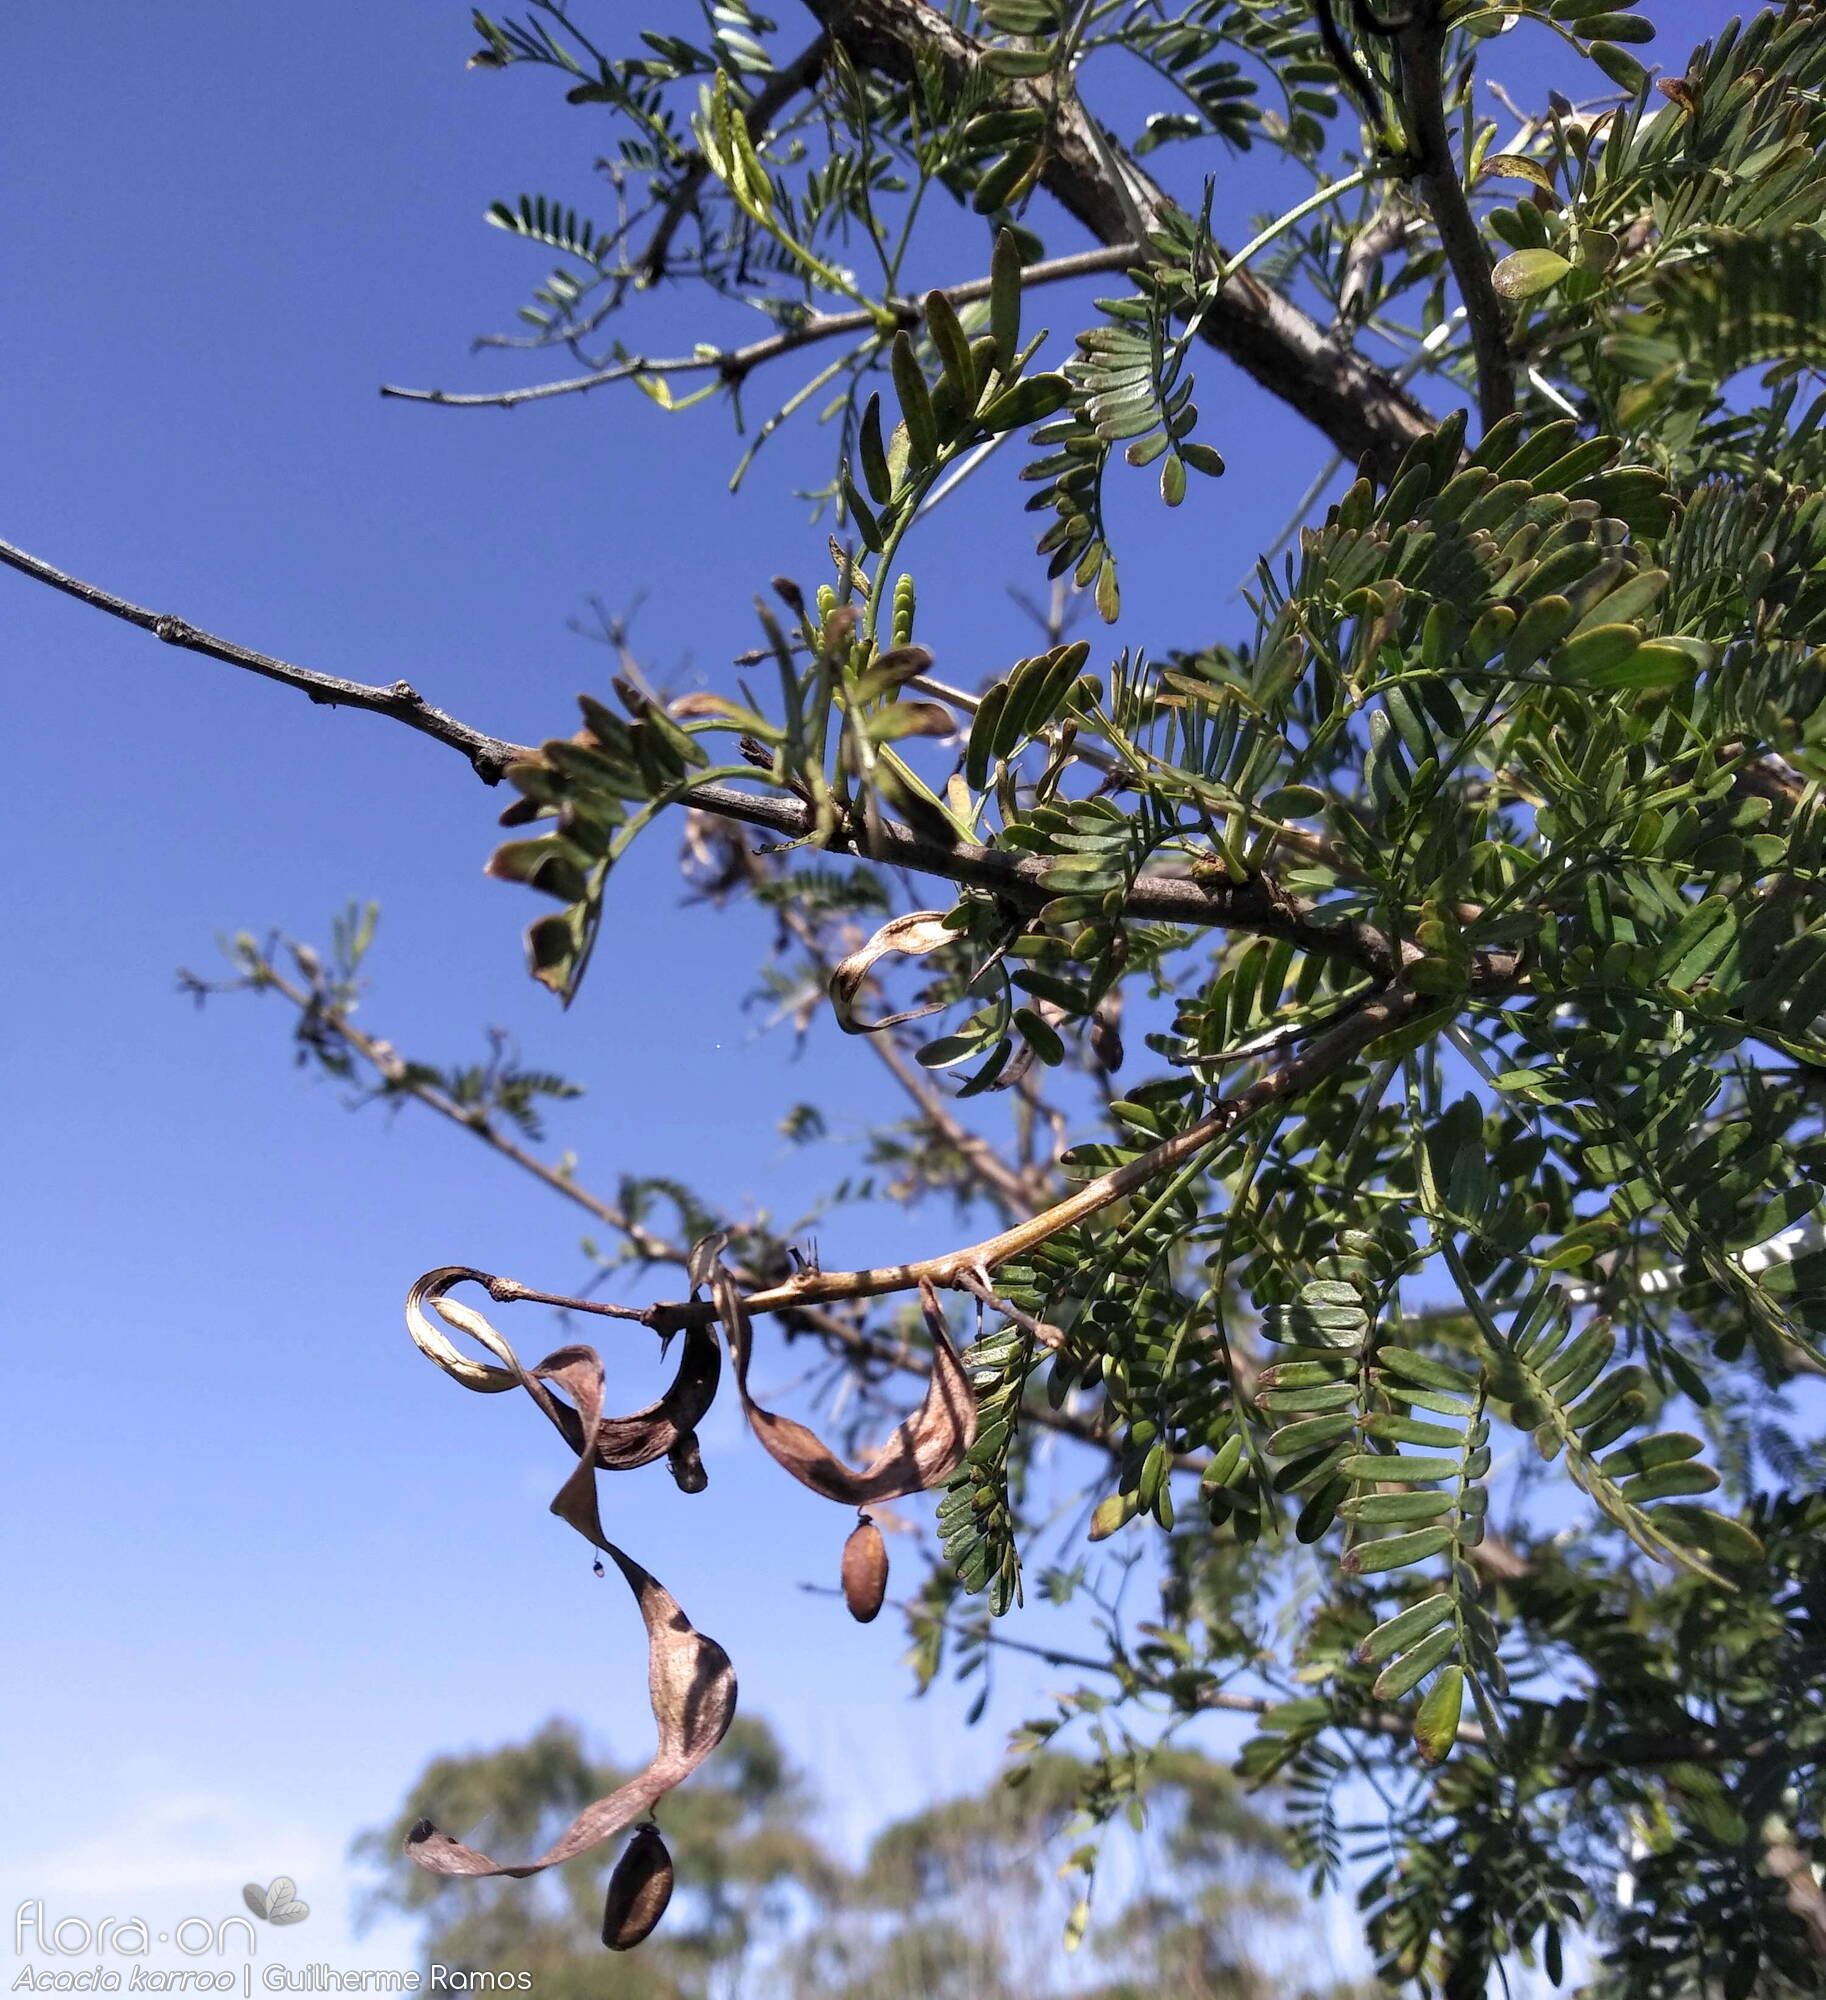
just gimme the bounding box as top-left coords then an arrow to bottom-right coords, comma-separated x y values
842,1514 -> 889,1622
601,1824 -> 674,1951
892,572 -> 917,648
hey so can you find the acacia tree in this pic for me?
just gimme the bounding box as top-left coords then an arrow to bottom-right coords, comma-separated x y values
10,0 -> 1826,1990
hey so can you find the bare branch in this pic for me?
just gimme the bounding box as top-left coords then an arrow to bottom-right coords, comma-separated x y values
245,955 -> 675,1254
0,534 -> 528,782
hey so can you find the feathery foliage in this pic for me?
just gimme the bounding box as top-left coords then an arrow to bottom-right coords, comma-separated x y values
184,0 -> 1826,1989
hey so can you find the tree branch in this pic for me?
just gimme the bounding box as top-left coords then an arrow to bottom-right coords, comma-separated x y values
686,777 -> 1407,977
800,0 -> 1435,477
483,983 -> 1446,1325
0,535 -> 528,783
231,944 -> 1130,1455
0,533 -> 1409,975
1388,6 -> 1512,432
391,0 -> 1435,466
379,242 -> 1145,410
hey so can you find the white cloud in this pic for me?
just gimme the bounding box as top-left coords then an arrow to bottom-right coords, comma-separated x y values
4,1784 -> 419,1976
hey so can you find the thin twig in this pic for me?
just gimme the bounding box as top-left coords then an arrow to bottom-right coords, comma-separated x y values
246,958 -> 674,1252
380,243 -> 1145,410
0,535 -> 526,782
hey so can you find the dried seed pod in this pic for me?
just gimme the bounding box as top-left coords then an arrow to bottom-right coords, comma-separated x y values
404,1269 -> 721,1474
601,1825 -> 674,1950
827,911 -> 956,1034
405,1317 -> 736,1884
667,1429 -> 708,1494
713,1272 -> 976,1505
841,1515 -> 889,1623
541,1328 -> 721,1475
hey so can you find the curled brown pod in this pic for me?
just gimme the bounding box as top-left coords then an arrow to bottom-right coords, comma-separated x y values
841,1514 -> 889,1623
601,1824 -> 674,1951
712,1272 -> 976,1505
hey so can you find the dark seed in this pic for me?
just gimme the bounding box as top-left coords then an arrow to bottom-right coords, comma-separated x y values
841,1515 -> 889,1623
668,1429 -> 708,1494
601,1824 -> 673,1950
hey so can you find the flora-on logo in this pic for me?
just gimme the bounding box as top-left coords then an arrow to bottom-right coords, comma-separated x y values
240,1880 -> 309,1926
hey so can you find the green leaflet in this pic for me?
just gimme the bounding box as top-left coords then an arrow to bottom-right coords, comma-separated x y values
1358,1592 -> 1455,1666
1344,1526 -> 1455,1575
1414,1666 -> 1465,1764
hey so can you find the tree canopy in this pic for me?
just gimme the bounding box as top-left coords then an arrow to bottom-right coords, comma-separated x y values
12,0 -> 1826,1992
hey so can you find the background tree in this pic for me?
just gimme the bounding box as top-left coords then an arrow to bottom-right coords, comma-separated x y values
354,1715 -> 834,2000
359,1713 -> 1372,1998
9,0 -> 1826,1991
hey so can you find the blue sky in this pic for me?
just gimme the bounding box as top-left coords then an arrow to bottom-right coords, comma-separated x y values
3,0 -> 1735,1983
